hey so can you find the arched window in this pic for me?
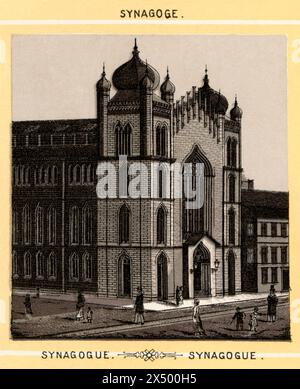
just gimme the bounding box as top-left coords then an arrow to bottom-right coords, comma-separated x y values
82,205 -> 92,245
48,252 -> 57,279
35,204 -> 44,245
229,175 -> 236,203
70,206 -> 79,244
36,251 -> 44,278
12,209 -> 18,244
13,251 -> 18,277
231,138 -> 237,168
24,252 -> 31,278
70,252 -> 79,280
48,206 -> 56,245
52,166 -> 58,185
69,165 -> 74,184
118,254 -> 131,297
157,206 -> 167,244
226,138 -> 232,166
87,165 -> 93,184
74,165 -> 81,184
229,208 -> 235,245
116,122 -> 132,156
156,124 -> 168,157
83,252 -> 92,280
82,164 -> 88,184
119,204 -> 130,244
22,205 -> 30,245
39,166 -> 47,185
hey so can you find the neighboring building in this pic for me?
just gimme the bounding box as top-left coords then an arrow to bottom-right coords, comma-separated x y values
241,188 -> 289,293
12,40 -> 245,300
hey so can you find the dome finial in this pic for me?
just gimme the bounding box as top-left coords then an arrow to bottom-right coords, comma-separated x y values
133,38 -> 139,56
102,62 -> 106,76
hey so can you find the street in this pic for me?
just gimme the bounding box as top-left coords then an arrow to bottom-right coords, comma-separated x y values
11,295 -> 290,340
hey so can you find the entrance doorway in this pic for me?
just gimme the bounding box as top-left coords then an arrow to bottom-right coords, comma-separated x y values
157,253 -> 168,301
228,251 -> 236,295
282,269 -> 289,291
193,243 -> 211,297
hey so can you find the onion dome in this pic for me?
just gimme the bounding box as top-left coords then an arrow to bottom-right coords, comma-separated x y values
200,66 -> 228,114
112,39 -> 160,91
230,96 -> 243,121
140,62 -> 154,90
96,64 -> 111,91
160,67 -> 175,95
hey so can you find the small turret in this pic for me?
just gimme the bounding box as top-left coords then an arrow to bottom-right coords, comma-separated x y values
160,67 -> 175,102
97,64 -> 111,92
230,96 -> 243,121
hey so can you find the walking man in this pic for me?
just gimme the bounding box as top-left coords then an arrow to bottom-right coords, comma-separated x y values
192,299 -> 206,337
134,287 -> 145,325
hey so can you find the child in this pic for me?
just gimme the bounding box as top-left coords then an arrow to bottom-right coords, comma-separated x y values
86,307 -> 93,323
231,306 -> 246,331
249,306 -> 260,332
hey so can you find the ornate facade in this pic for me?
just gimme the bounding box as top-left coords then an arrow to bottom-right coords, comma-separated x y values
12,40 -> 244,300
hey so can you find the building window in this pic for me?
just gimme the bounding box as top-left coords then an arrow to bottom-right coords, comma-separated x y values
231,138 -> 237,168
24,252 -> 31,278
48,206 -> 56,245
261,222 -> 268,236
116,122 -> 132,156
271,223 -> 277,237
156,124 -> 167,157
281,246 -> 288,264
226,138 -> 232,166
48,252 -> 57,279
35,204 -> 44,245
228,175 -> 235,202
83,252 -> 92,281
228,209 -> 235,245
281,223 -> 287,237
12,209 -> 18,244
70,253 -> 79,280
70,206 -> 79,244
74,165 -> 81,184
13,251 -> 18,278
246,248 -> 254,264
119,204 -> 130,244
22,205 -> 31,245
157,205 -> 167,244
261,246 -> 268,264
82,205 -> 92,245
261,267 -> 268,284
271,267 -> 278,284
271,247 -> 278,264
247,222 -> 254,237
36,252 -> 44,279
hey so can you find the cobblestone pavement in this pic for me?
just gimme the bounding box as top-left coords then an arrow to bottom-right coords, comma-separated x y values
11,295 -> 289,339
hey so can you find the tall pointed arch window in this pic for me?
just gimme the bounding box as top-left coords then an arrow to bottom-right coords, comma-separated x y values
227,138 -> 232,166
48,206 -> 56,245
48,252 -> 57,279
22,205 -> 31,245
12,209 -> 18,244
119,204 -> 130,244
82,204 -> 92,245
116,122 -> 132,156
35,204 -> 44,245
36,251 -> 44,279
13,251 -> 18,278
229,175 -> 236,203
157,205 -> 167,244
24,252 -> 31,278
83,252 -> 92,281
70,206 -> 79,244
156,124 -> 168,157
229,208 -> 235,245
70,252 -> 79,280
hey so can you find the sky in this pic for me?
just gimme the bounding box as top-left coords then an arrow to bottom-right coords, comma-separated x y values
12,35 -> 288,191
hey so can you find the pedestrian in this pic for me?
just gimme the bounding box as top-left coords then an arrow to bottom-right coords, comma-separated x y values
231,306 -> 246,331
86,307 -> 93,323
175,286 -> 180,306
76,290 -> 85,321
248,306 -> 260,332
267,290 -> 278,322
192,299 -> 206,337
134,287 -> 145,325
24,294 -> 33,316
36,287 -> 40,299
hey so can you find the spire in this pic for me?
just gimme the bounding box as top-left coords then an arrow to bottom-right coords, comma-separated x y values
234,94 -> 238,106
102,62 -> 106,77
166,66 -> 170,79
97,62 -> 111,92
203,65 -> 209,86
132,38 -> 140,56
